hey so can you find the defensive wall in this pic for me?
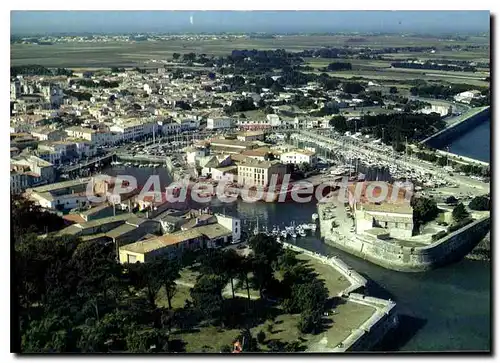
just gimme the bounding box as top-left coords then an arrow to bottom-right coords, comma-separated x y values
281,242 -> 398,352
318,203 -> 491,272
422,106 -> 490,148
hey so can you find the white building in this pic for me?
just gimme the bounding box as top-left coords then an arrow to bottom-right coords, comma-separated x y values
454,90 -> 483,104
178,118 -> 200,131
31,127 -> 65,141
236,130 -> 265,142
266,114 -> 281,127
420,104 -> 453,117
280,149 -> 317,166
237,159 -> 287,187
186,146 -> 210,165
207,117 -> 234,130
215,214 -> 241,243
161,119 -> 181,134
110,119 -> 157,142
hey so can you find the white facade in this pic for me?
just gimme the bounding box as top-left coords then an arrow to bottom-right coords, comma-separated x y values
178,119 -> 200,131
10,172 -> 29,194
454,90 -> 483,104
207,117 -> 233,130
206,167 -> 236,182
161,120 -> 181,134
237,161 -> 287,187
215,214 -> 241,243
186,147 -> 210,165
280,150 -> 317,166
266,114 -> 281,127
110,120 -> 157,142
33,193 -> 89,210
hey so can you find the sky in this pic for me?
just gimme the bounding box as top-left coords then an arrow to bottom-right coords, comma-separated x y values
10,11 -> 490,35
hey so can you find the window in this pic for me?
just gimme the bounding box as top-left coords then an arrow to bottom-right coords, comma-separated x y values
127,254 -> 137,263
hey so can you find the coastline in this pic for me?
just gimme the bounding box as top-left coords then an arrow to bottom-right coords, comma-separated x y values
281,242 -> 398,352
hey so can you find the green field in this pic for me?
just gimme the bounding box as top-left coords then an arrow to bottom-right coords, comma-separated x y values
11,34 -> 489,69
305,54 -> 489,87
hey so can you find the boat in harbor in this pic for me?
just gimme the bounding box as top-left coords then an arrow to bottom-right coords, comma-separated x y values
253,218 -> 260,236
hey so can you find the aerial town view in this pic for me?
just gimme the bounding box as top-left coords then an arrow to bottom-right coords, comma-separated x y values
11,10 -> 491,353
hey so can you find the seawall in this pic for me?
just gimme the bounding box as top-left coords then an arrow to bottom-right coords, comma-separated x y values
423,106 -> 490,148
319,203 -> 490,272
281,242 -> 398,352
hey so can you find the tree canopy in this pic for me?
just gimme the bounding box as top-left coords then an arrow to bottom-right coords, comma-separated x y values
468,195 -> 490,211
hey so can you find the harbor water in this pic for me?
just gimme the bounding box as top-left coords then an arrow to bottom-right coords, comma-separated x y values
447,117 -> 491,163
102,163 -> 491,352
103,117 -> 491,352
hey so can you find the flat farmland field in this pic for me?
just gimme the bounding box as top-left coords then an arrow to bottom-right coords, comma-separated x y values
11,34 -> 489,68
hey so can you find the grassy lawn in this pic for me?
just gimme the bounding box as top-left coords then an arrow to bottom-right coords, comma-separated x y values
156,284 -> 192,310
307,300 -> 376,351
178,266 -> 199,285
167,300 -> 375,352
154,251 -> 378,352
295,253 -> 351,296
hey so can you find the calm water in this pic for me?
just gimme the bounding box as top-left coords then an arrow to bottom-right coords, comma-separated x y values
210,201 -> 491,352
447,118 -> 491,162
104,162 -> 491,352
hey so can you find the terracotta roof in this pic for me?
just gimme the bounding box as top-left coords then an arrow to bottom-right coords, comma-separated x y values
63,214 -> 86,224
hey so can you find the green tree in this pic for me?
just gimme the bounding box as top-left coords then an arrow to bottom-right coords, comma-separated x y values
329,115 -> 348,133
190,274 -> 225,321
437,156 -> 448,167
452,203 -> 470,222
11,195 -> 65,238
126,327 -> 169,352
411,197 -> 439,227
264,105 -> 274,114
235,256 -> 253,301
342,82 -> 364,94
22,315 -> 78,353
469,195 -> 490,211
283,279 -> 328,314
445,195 -> 458,205
156,257 -> 181,310
248,234 -> 283,263
172,52 -> 180,60
126,262 -> 163,311
297,308 -> 323,334
393,142 -> 406,153
222,249 -> 243,299
389,86 -> 398,94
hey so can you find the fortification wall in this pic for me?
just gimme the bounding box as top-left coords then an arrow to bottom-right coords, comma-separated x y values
319,202 -> 490,272
425,106 -> 490,148
281,242 -> 397,352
